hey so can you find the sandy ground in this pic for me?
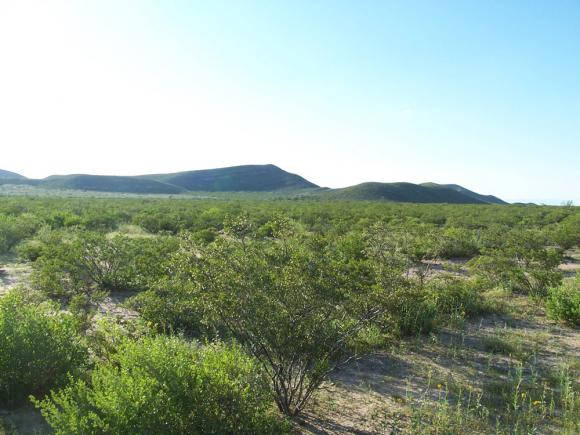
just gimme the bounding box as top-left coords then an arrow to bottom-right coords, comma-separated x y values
299,294 -> 579,434
0,258 -> 31,297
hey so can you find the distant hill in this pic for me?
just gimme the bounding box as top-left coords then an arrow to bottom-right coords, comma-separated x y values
141,164 -> 318,192
0,169 -> 26,179
420,183 -> 506,205
320,182 -> 498,204
0,165 -> 507,203
43,175 -> 184,194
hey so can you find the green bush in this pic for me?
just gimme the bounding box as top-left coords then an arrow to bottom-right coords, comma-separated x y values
35,336 -> 286,434
469,229 -> 563,297
173,224 -> 394,416
0,291 -> 88,408
0,213 -> 40,254
428,276 -> 486,320
438,227 -> 480,258
31,231 -> 178,300
382,286 -> 437,337
383,277 -> 486,336
546,276 -> 580,326
126,283 -> 206,335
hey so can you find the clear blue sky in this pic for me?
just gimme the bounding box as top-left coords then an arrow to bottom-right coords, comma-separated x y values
1,0 -> 578,203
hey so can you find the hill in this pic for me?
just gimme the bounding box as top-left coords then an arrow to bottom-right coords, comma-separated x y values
0,165 -> 507,203
0,169 -> 26,179
420,183 -> 506,204
43,175 -> 184,194
142,164 -> 318,192
320,182 -> 495,204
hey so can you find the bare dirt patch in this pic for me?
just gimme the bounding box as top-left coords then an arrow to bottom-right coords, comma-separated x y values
0,258 -> 31,297
559,248 -> 580,278
300,294 -> 579,434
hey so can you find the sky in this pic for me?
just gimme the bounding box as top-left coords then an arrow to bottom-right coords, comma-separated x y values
0,0 -> 579,204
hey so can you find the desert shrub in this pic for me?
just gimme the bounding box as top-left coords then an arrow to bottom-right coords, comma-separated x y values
15,238 -> 45,261
126,282 -> 206,335
31,231 -> 177,300
0,213 -> 40,254
132,211 -> 186,234
0,291 -> 87,408
171,218 -> 393,416
546,276 -> 580,326
469,229 -> 562,297
427,276 -> 486,320
35,336 -> 286,434
381,286 -> 437,337
438,227 -> 479,258
549,213 -> 580,250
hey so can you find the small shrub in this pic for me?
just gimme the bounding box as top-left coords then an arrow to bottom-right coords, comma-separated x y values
0,291 -> 88,408
428,277 -> 486,321
546,276 -> 580,326
383,286 -> 437,337
31,231 -> 178,301
34,336 -> 286,434
126,283 -> 206,336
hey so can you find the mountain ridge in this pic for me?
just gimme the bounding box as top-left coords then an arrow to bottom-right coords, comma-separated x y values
0,165 -> 507,204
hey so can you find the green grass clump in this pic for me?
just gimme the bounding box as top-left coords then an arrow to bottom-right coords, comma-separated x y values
409,361 -> 579,434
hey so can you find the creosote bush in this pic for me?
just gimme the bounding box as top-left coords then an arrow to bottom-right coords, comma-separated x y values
31,231 -> 178,301
172,219 -> 393,417
546,275 -> 580,326
34,336 -> 286,434
0,290 -> 88,408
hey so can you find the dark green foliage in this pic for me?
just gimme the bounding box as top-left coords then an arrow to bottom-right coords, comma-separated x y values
34,336 -> 286,434
546,276 -> 580,325
0,291 -> 88,408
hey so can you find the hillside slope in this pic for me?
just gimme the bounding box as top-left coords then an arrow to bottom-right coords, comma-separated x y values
142,164 -> 318,192
321,182 -> 492,204
421,183 -> 506,204
0,169 -> 26,179
43,175 -> 184,194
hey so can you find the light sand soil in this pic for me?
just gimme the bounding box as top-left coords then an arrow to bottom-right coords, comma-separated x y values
299,294 -> 579,434
0,259 -> 31,296
559,248 -> 580,277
